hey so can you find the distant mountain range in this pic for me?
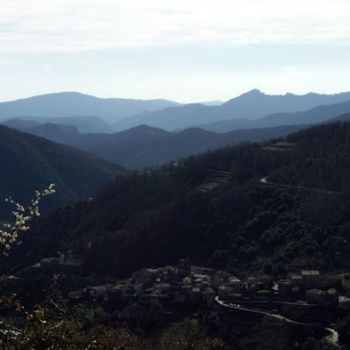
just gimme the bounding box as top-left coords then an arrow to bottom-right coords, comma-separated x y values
3,116 -> 113,134
0,125 -> 125,219
4,95 -> 350,169
199,99 -> 350,132
0,92 -> 180,125
72,125 -> 308,169
3,120 -> 303,169
113,90 -> 350,131
2,90 -> 350,134
201,100 -> 224,106
3,120 -> 80,144
3,89 -> 350,171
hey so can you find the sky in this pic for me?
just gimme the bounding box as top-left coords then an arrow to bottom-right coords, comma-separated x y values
1,0 -> 350,103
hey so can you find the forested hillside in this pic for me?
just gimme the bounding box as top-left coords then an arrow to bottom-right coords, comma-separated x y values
15,121 -> 350,279
0,125 -> 125,219
4,122 -> 302,169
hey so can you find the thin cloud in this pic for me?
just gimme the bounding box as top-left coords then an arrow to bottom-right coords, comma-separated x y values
0,0 -> 349,52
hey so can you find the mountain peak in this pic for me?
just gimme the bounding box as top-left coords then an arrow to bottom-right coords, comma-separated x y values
247,88 -> 263,95
224,89 -> 265,105
117,124 -> 170,137
241,89 -> 264,97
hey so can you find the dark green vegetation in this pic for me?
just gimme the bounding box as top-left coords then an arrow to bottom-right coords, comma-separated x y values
19,121 -> 350,278
0,125 -> 125,219
2,121 -> 350,350
1,297 -> 225,350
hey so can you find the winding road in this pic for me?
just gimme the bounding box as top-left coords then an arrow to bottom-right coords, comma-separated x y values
260,177 -> 343,196
215,296 -> 339,347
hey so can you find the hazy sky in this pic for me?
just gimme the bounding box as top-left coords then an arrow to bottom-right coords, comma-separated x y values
1,0 -> 350,102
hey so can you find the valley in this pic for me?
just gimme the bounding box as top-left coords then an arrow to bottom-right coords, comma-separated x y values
2,1 -> 350,347
2,92 -> 350,348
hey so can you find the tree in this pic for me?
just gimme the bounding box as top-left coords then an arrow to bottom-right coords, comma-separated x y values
0,184 -> 55,255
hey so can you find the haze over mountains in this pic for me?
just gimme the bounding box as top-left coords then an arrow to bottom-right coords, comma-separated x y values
199,99 -> 350,132
3,89 -> 350,169
73,124 -> 304,169
3,116 -> 114,134
2,90 -> 350,135
4,122 -> 302,169
0,125 -> 125,219
0,92 -> 180,125
3,119 -> 80,144
114,90 -> 350,131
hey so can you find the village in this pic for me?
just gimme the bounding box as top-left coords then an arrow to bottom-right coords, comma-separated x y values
6,254 -> 348,347
63,258 -> 346,310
